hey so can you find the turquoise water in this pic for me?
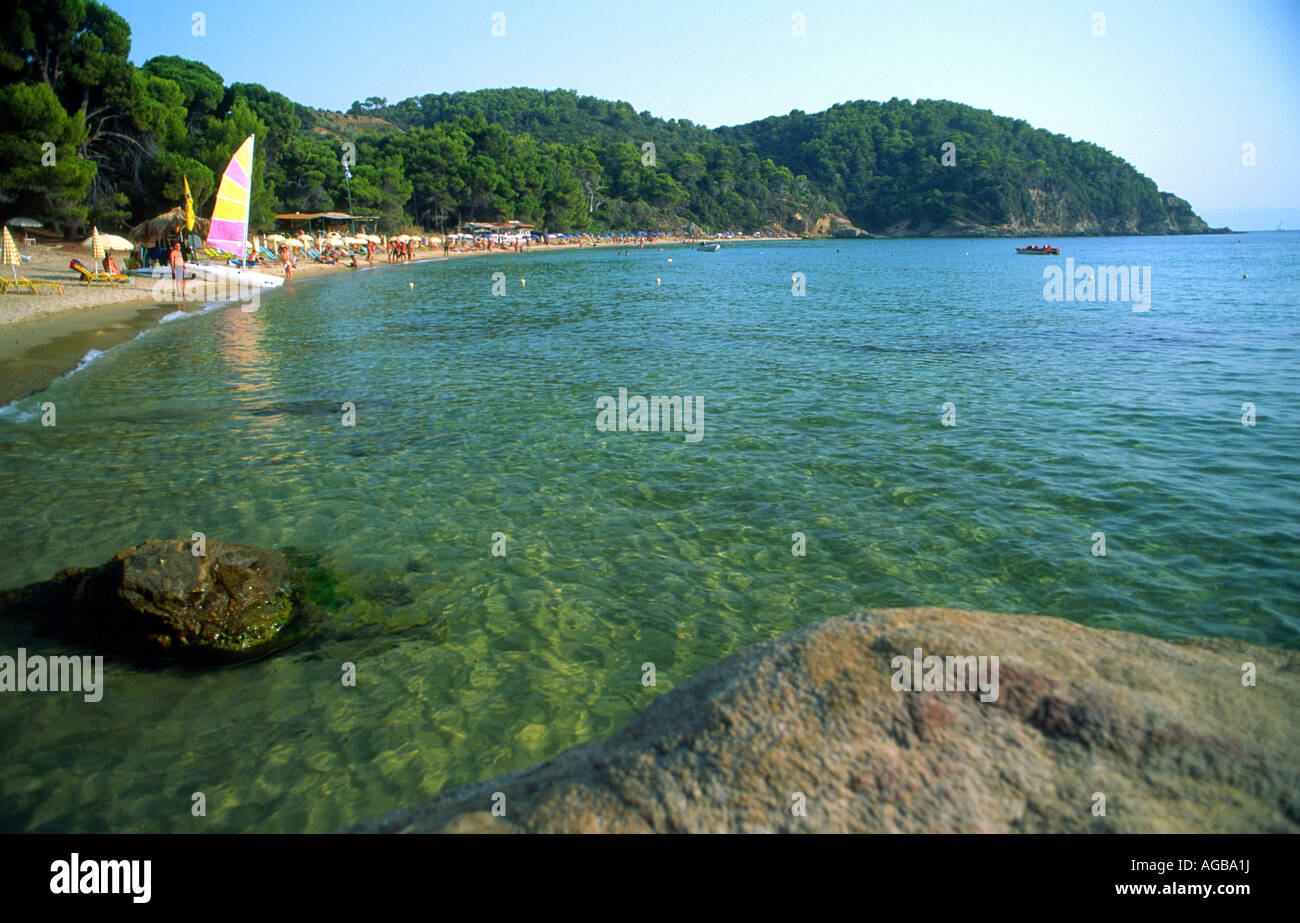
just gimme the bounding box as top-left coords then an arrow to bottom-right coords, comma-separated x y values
1,234 -> 1297,832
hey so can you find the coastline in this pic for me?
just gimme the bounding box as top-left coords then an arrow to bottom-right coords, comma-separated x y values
0,235 -> 798,407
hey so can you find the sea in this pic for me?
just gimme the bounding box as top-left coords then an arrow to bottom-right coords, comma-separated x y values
0,233 -> 1296,832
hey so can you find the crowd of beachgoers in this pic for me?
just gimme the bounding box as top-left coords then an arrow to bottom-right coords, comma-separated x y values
0,228 -> 798,331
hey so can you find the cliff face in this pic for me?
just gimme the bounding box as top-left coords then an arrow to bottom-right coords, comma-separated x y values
346,608 -> 1298,834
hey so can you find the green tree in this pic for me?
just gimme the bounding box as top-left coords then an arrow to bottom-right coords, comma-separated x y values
0,81 -> 95,229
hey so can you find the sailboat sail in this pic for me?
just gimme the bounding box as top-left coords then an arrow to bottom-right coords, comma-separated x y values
206,135 -> 255,260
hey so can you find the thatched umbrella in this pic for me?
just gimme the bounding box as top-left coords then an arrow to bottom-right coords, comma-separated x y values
128,207 -> 210,245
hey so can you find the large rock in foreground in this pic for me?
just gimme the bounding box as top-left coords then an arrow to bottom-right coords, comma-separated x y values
348,608 -> 1299,833
0,539 -> 321,663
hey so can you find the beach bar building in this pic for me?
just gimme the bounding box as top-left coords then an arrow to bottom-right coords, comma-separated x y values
275,212 -> 381,236
463,220 -> 535,243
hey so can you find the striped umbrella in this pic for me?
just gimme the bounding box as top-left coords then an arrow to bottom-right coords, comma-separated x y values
2,226 -> 20,282
90,226 -> 105,272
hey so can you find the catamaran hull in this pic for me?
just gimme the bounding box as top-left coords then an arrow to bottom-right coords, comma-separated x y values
132,263 -> 283,288
186,262 -> 284,288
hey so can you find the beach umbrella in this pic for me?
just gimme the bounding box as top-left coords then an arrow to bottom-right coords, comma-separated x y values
366,234 -> 381,243
284,238 -> 303,249
5,217 -> 42,229
88,226 -> 105,272
90,233 -> 133,251
2,226 -> 21,282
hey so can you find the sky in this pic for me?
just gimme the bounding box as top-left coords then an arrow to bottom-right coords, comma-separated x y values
105,0 -> 1300,230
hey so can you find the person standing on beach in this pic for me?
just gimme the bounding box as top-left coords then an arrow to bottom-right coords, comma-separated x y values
169,242 -> 185,299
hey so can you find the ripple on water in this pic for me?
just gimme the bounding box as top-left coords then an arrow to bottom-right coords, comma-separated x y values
1,236 -> 1298,831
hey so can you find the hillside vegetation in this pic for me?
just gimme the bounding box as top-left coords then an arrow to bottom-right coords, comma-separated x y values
0,1 -> 1215,237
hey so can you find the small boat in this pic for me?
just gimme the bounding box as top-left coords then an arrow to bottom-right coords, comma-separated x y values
1016,244 -> 1060,255
697,242 -> 720,252
135,135 -> 284,290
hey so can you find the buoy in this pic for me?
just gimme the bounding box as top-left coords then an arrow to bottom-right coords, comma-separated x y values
1243,273 -> 1248,279
408,282 -> 413,289
656,278 -> 661,285
520,279 -> 525,286
667,258 -> 672,262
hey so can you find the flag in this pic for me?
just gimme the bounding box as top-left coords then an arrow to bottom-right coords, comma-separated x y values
344,163 -> 352,180
183,176 -> 195,231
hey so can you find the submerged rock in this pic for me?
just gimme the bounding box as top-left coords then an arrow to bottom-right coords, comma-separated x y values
347,608 -> 1300,833
0,539 -> 322,663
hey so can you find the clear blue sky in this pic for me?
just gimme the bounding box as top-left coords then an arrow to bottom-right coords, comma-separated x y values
106,0 -> 1299,229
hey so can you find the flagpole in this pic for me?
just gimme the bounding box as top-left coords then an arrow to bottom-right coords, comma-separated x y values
344,163 -> 355,234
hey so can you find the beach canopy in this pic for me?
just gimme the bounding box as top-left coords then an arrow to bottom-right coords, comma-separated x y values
5,217 -> 42,229
128,207 -> 209,244
84,230 -> 132,252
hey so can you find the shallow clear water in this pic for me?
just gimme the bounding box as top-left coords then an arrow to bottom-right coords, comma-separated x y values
1,234 -> 1297,832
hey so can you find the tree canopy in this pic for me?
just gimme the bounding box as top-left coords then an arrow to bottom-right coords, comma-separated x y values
0,2 -> 1211,237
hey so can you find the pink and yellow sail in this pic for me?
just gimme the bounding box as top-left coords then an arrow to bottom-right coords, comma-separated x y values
205,135 -> 255,260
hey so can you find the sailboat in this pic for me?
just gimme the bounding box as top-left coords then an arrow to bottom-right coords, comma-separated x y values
190,135 -> 283,289
136,135 -> 283,290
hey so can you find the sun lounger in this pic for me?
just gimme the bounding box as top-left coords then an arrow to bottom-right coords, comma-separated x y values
1,277 -> 64,295
69,259 -> 133,285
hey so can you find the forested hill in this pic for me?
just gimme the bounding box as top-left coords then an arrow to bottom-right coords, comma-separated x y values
0,1 -> 1217,237
717,98 -> 1214,236
369,88 -> 1217,237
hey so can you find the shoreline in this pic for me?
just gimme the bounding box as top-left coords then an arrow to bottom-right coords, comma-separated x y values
0,235 -> 797,407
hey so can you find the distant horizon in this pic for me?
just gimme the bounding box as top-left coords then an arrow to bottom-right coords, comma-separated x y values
103,0 -> 1300,230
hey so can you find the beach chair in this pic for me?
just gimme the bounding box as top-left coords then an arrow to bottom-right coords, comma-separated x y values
1,277 -> 64,295
259,247 -> 281,262
69,259 -> 132,285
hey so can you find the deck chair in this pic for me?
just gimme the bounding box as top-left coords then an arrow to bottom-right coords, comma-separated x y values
69,259 -> 132,285
1,277 -> 64,295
